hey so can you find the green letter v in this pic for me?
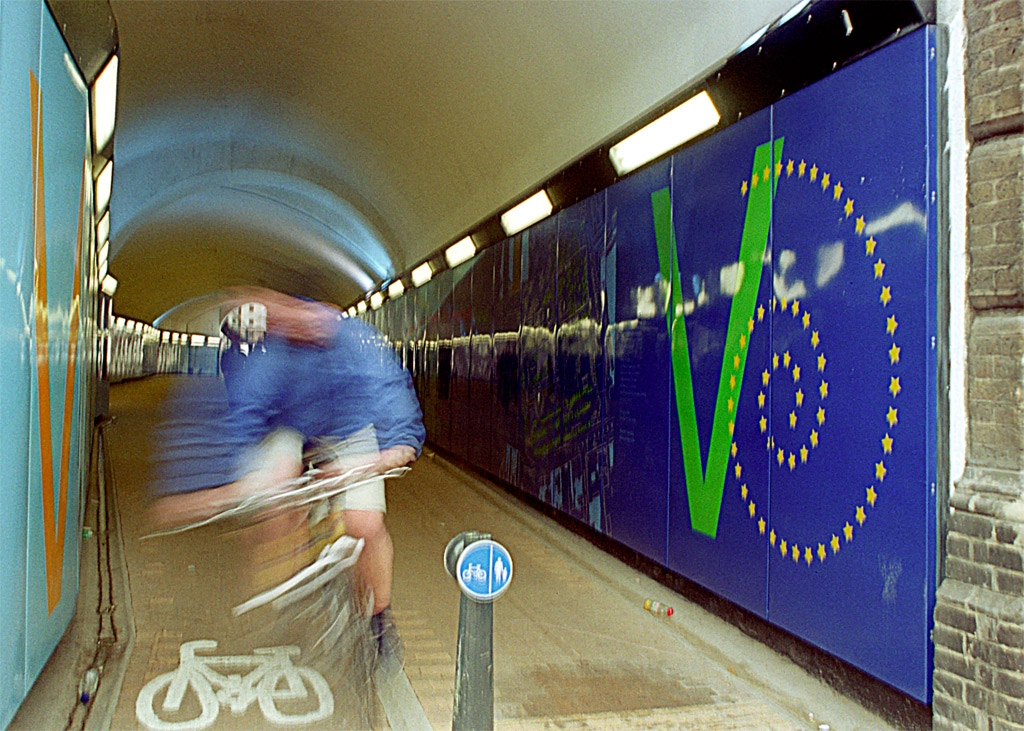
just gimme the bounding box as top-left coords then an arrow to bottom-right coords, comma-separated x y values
652,138 -> 783,538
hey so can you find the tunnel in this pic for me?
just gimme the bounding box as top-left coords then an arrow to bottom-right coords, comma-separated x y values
3,0 -> 1019,729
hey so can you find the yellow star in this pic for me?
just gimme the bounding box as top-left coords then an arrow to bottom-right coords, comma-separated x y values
759,517 -> 766,534
741,180 -> 748,196
772,298 -> 777,312
831,534 -> 840,553
844,522 -> 854,541
775,160 -> 783,178
783,351 -> 791,368
759,415 -> 767,433
735,462 -> 742,479
882,433 -> 893,454
740,334 -> 747,351
728,397 -> 735,413
798,160 -> 807,177
728,420 -> 735,435
795,389 -> 804,407
748,317 -> 754,333
889,343 -> 901,364
802,311 -> 810,329
741,483 -> 748,499
874,259 -> 886,279
817,544 -> 827,562
792,544 -> 800,562
855,215 -> 866,234
805,547 -> 813,565
833,180 -> 843,200
819,380 -> 829,399
887,407 -> 899,427
752,171 -> 760,188
889,376 -> 901,398
731,441 -> 738,457
762,370 -> 770,387
792,300 -> 800,316
792,364 -> 801,382
887,315 -> 898,335
734,353 -> 741,369
788,452 -> 796,471
875,460 -> 887,482
866,237 -> 877,256
800,445 -> 808,463
817,353 -> 826,372
817,407 -> 826,426
811,331 -> 820,348
867,485 -> 878,506
880,286 -> 892,306
769,436 -> 774,450
777,448 -> 785,466
786,159 -> 794,176
781,298 -> 788,313
856,506 -> 867,526
844,197 -> 854,217
764,164 -> 771,182
780,538 -> 787,555
809,164 -> 818,181
789,411 -> 798,429
810,430 -> 819,448
730,374 -> 737,389
757,304 -> 765,321
773,353 -> 779,370
758,391 -> 766,408
749,500 -> 756,518
770,529 -> 776,545
820,171 -> 829,190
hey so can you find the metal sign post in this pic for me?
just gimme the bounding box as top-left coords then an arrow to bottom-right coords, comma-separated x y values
444,531 -> 513,731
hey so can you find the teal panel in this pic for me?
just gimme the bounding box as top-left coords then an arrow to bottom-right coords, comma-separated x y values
0,3 -> 42,723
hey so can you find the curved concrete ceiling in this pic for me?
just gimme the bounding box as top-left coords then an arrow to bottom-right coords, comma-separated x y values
108,0 -> 799,324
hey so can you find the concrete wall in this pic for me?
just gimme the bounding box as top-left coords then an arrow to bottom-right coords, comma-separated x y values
933,0 -> 1024,728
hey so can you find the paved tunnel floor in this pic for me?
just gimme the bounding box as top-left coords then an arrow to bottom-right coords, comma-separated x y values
12,377 -> 906,730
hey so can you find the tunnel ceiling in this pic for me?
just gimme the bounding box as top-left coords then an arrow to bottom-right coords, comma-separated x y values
108,0 -> 799,325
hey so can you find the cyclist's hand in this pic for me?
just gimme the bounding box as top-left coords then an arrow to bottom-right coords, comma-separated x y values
374,445 -> 416,473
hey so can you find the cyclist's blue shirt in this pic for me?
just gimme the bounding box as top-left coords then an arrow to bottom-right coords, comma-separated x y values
224,317 -> 425,461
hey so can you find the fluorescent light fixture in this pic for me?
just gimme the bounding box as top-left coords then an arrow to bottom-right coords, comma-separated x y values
91,54 -> 118,153
778,0 -> 811,26
737,23 -> 770,53
98,259 -> 108,282
95,159 -> 113,216
356,300 -> 367,314
608,91 -> 720,175
100,273 -> 118,296
411,262 -> 433,287
190,334 -> 206,346
98,239 -> 109,266
370,291 -> 384,309
161,332 -> 170,343
347,306 -> 357,317
206,336 -> 220,347
388,280 -> 405,299
500,191 -> 553,236
445,236 -> 476,268
97,210 -> 110,245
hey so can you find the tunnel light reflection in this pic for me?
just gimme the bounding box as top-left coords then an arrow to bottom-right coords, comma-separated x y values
388,280 -> 405,299
500,191 -> 552,236
356,301 -> 368,314
91,54 -> 118,154
444,236 -> 476,268
101,274 -> 118,297
97,211 -> 110,245
369,292 -> 384,309
608,91 -> 720,175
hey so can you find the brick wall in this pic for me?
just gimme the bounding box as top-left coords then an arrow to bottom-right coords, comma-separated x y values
934,0 -> 1024,729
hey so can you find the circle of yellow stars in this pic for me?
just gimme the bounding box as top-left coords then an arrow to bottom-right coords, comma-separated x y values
734,157 -> 901,568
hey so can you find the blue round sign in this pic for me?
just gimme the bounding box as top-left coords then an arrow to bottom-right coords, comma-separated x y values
455,539 -> 513,602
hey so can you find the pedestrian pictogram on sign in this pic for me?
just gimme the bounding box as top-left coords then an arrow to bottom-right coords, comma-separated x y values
455,539 -> 513,602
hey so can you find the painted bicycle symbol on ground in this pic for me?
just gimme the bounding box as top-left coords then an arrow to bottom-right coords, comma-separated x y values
136,640 -> 333,730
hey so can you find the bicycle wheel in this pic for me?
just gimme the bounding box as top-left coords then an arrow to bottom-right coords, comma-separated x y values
257,665 -> 334,725
135,671 -> 218,731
